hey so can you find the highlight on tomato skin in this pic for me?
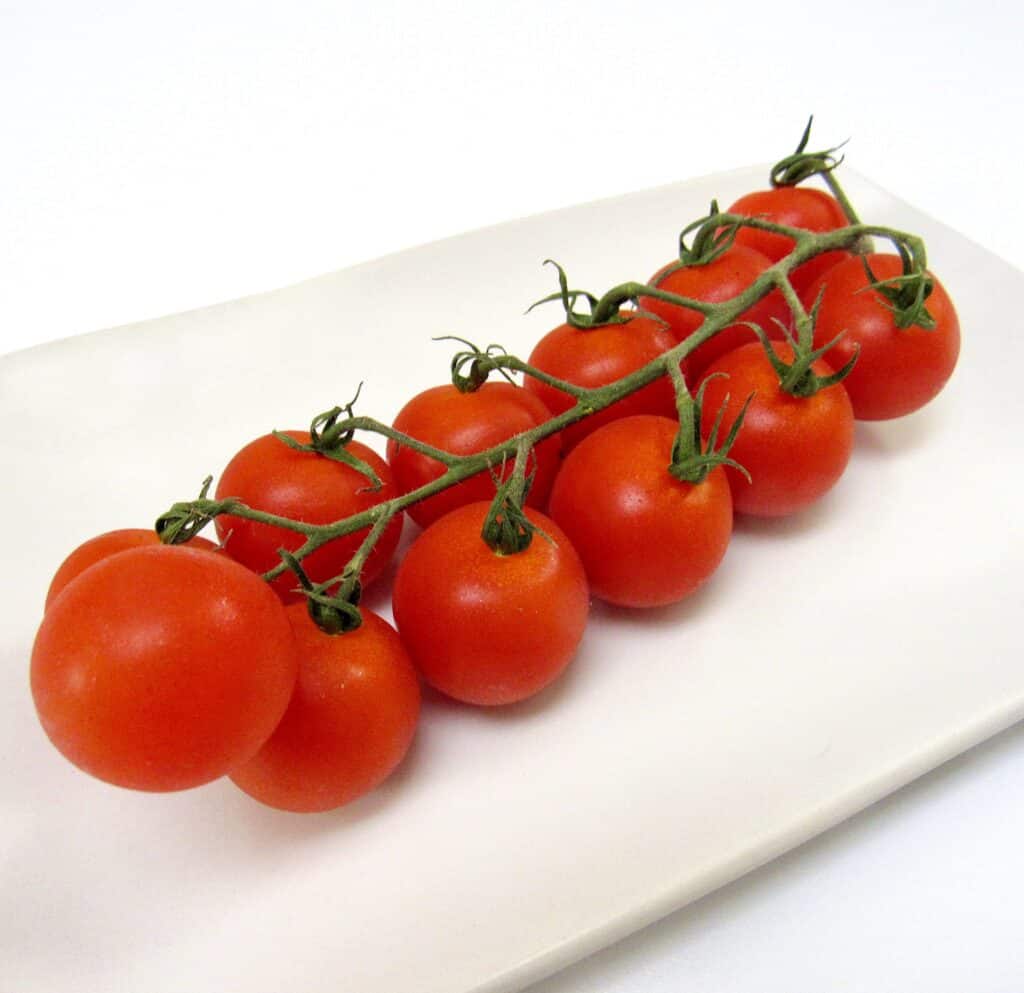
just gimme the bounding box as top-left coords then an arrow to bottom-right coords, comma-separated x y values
698,342 -> 855,518
386,382 -> 561,530
31,545 -> 299,793
391,501 -> 589,706
523,312 -> 680,453
214,431 -> 403,603
801,253 -> 961,421
44,528 -> 219,610
547,415 -> 734,609
230,605 -> 421,814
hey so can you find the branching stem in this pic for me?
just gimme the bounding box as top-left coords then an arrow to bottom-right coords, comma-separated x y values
160,215 -> 927,600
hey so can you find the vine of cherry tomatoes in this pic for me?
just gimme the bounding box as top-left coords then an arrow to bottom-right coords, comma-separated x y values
30,129 -> 962,813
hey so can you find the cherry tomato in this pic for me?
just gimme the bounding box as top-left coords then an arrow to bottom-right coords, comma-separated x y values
727,186 -> 850,295
230,604 -> 420,813
698,342 -> 855,517
45,528 -> 218,610
392,502 -> 589,705
524,312 -> 679,452
639,244 -> 790,379
801,253 -> 961,420
547,415 -> 733,608
387,383 -> 560,530
215,432 -> 402,602
31,545 -> 298,792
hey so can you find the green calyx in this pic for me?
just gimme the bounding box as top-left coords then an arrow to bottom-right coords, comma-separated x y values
655,202 -> 737,288
481,488 -> 535,555
770,116 -> 846,187
480,441 -> 545,555
274,389 -> 383,491
666,362 -> 751,485
155,475 -> 224,544
768,116 -> 863,227
861,247 -> 935,330
527,260 -> 664,331
752,299 -> 857,398
679,200 -> 736,267
437,335 -> 516,393
279,549 -> 363,635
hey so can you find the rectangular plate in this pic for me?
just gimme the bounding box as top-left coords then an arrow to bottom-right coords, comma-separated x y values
3,168 -> 1022,993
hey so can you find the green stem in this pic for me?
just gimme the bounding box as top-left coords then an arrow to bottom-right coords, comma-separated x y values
351,510 -> 394,570
590,280 -> 715,325
501,356 -> 591,399
480,436 -> 536,555
163,217 -> 926,583
504,435 -> 532,508
667,360 -> 697,457
334,416 -> 461,465
821,171 -> 862,226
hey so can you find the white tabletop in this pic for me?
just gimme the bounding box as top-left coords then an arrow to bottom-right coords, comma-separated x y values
3,2 -> 1022,990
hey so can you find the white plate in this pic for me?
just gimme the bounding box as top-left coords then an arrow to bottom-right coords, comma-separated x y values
2,168 -> 1022,993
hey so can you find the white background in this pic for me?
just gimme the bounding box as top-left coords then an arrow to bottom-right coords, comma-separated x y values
3,2 -> 1022,991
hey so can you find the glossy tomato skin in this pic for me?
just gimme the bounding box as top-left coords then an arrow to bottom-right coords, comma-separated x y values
547,415 -> 733,608
31,545 -> 298,792
215,432 -> 402,602
45,528 -> 218,609
392,502 -> 589,706
230,604 -> 420,813
727,186 -> 850,295
524,313 -> 679,452
387,382 -> 560,530
801,253 -> 961,420
698,342 -> 855,517
638,244 -> 790,379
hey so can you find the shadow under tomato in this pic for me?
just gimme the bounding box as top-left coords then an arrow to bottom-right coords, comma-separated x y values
585,556 -> 739,635
852,405 -> 945,459
730,492 -> 839,542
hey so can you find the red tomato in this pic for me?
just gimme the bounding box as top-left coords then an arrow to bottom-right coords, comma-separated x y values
31,545 -> 298,792
45,528 -> 218,610
639,244 -> 790,379
802,253 -> 961,420
698,342 -> 855,517
547,415 -> 733,608
215,432 -> 402,602
524,312 -> 679,452
727,186 -> 850,295
387,382 -> 560,530
230,604 -> 420,813
392,502 -> 589,705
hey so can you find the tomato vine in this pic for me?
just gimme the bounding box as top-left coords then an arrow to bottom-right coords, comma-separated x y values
155,208 -> 935,628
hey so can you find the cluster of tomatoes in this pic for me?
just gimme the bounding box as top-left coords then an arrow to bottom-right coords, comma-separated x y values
30,170 -> 961,814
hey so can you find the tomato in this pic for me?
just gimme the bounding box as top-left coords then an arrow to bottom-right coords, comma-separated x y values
230,604 -> 420,813
45,528 -> 218,610
639,244 -> 790,379
524,312 -> 679,452
215,432 -> 402,602
727,186 -> 850,295
392,502 -> 589,705
801,253 -> 961,420
547,415 -> 733,608
698,342 -> 855,517
387,382 -> 560,530
31,545 -> 298,792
